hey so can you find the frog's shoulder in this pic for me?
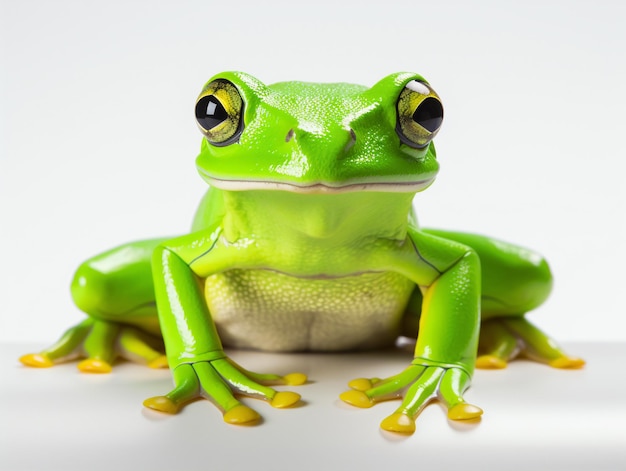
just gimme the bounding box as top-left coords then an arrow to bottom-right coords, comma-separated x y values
191,186 -> 226,232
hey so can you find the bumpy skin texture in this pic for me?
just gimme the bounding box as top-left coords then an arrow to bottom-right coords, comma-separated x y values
20,72 -> 584,433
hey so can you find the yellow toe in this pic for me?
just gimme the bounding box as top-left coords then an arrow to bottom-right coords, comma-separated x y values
147,355 -> 169,369
476,355 -> 508,369
19,353 -> 54,368
77,358 -> 112,374
270,391 -> 301,408
339,390 -> 374,408
448,403 -> 483,421
223,405 -> 261,425
380,413 -> 416,434
549,356 -> 585,369
283,372 -> 307,386
143,396 -> 180,414
348,378 -> 374,391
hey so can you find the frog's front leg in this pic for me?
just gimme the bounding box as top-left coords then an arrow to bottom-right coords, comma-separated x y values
142,237 -> 306,425
20,238 -> 170,372
341,231 -> 483,434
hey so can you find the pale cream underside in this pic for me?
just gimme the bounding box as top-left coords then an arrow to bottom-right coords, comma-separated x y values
204,269 -> 415,352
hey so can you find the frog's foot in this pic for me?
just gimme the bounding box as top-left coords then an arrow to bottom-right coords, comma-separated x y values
477,317 -> 585,369
144,357 -> 306,425
340,364 -> 482,434
19,318 -> 167,373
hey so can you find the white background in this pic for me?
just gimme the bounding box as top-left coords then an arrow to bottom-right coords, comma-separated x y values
1,0 -> 625,342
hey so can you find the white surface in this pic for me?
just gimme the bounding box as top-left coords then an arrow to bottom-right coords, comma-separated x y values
0,0 -> 625,343
1,343 -> 625,471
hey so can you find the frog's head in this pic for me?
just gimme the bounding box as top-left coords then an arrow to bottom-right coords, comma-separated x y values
194,72 -> 443,194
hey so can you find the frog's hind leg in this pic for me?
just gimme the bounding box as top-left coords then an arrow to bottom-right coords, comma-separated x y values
20,318 -> 94,368
423,229 -> 584,370
476,317 -> 585,369
20,238 -> 170,372
475,319 -> 517,369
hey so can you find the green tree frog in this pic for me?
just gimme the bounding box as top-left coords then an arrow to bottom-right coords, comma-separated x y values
20,72 -> 584,434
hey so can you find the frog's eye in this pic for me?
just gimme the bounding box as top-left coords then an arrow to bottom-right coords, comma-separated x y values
396,80 -> 444,149
195,79 -> 244,146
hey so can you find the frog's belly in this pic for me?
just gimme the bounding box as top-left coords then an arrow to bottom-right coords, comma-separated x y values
204,269 -> 415,352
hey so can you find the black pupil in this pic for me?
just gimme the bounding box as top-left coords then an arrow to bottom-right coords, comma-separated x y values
195,95 -> 228,130
412,97 -> 443,132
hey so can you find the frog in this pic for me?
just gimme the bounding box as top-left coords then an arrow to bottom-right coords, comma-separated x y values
20,71 -> 584,434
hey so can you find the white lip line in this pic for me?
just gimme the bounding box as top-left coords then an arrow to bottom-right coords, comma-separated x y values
203,175 -> 435,193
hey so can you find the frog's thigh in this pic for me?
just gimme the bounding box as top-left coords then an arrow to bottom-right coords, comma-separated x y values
422,229 -> 552,318
71,237 -> 169,333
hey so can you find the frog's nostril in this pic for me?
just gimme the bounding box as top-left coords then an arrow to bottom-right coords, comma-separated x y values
285,129 -> 295,143
344,128 -> 356,153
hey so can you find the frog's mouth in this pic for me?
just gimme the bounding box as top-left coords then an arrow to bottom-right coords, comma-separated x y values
201,175 -> 436,194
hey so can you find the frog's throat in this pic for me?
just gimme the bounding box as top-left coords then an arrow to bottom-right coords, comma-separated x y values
202,175 -> 435,194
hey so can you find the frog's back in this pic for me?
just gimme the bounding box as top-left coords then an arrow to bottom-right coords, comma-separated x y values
205,269 -> 415,351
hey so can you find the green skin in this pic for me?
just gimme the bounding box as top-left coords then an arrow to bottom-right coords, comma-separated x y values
21,72 -> 583,434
